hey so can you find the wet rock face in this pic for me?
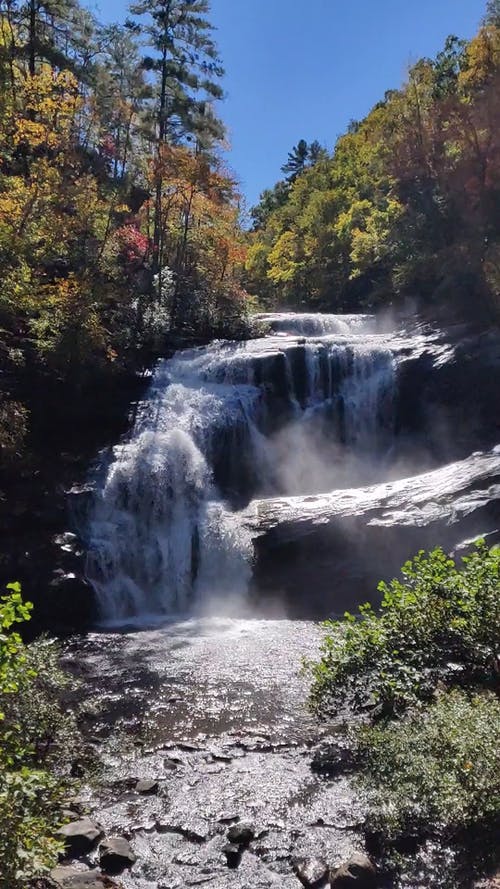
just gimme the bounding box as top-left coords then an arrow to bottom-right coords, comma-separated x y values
310,743 -> 356,778
249,449 -> 500,616
135,778 -> 158,795
395,326 -> 500,462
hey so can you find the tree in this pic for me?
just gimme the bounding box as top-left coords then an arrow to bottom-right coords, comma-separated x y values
4,0 -> 82,76
250,180 -> 290,230
281,138 -> 310,182
484,0 -> 500,26
127,0 -> 225,294
308,139 -> 328,164
432,35 -> 467,98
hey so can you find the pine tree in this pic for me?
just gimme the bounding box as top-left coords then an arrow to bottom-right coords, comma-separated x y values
6,0 -> 82,76
281,138 -> 310,182
308,139 -> 328,164
127,0 -> 225,291
484,0 -> 500,26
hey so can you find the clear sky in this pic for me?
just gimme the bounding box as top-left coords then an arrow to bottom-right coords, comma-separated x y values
90,0 -> 486,210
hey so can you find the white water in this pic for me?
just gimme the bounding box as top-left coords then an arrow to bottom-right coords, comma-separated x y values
254,311 -> 376,336
87,313 -> 398,622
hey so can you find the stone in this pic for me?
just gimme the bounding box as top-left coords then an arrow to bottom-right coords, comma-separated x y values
311,742 -> 355,776
99,837 -> 137,875
227,822 -> 255,846
163,757 -> 179,770
223,842 -> 241,869
330,853 -> 377,888
57,818 -> 103,858
135,778 -> 159,794
50,866 -> 120,887
293,857 -> 329,888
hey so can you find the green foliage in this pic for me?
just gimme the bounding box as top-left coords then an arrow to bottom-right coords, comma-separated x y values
248,18 -> 500,318
0,0 -> 250,473
357,689 -> 500,840
0,399 -> 29,468
0,584 -> 78,888
308,542 -> 500,718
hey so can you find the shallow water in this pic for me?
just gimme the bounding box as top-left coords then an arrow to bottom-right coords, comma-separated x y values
66,617 -> 365,888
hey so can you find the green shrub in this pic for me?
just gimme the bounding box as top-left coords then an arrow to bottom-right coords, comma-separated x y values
308,542 -> 500,717
0,583 -> 78,888
356,689 -> 500,840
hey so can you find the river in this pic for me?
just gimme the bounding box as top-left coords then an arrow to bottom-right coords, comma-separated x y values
61,311 -> 500,888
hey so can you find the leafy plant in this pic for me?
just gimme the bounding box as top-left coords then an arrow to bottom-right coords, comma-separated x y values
356,689 -> 500,840
0,584 -> 78,888
308,542 -> 500,718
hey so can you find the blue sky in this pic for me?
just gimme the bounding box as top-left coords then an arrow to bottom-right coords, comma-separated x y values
90,0 -> 485,210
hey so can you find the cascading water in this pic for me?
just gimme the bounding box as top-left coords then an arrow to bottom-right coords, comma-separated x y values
86,313 -> 397,622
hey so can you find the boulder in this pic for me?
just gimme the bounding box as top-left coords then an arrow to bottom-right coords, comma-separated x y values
223,842 -> 241,869
99,837 -> 137,875
51,866 -> 120,888
330,853 -> 377,888
227,822 -> 255,846
57,818 -> 103,858
293,857 -> 329,887
135,778 -> 159,794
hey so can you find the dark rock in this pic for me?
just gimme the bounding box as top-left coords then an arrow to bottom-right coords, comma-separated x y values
163,757 -> 179,771
311,742 -> 355,777
135,778 -> 159,794
57,818 -> 103,858
223,843 -> 241,869
365,828 -> 420,856
293,857 -> 329,888
70,760 -> 86,778
218,813 -> 240,825
155,819 -> 207,843
51,865 -> 120,887
46,572 -> 97,631
475,870 -> 500,889
227,822 -> 255,846
330,853 -> 377,888
99,837 -> 137,875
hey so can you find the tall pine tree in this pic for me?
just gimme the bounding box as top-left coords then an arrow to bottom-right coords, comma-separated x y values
127,0 -> 225,296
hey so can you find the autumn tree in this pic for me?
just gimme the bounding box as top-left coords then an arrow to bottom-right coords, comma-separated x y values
127,0 -> 225,300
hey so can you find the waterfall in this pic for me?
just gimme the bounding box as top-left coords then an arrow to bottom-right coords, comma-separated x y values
254,312 -> 376,336
86,313 -> 397,622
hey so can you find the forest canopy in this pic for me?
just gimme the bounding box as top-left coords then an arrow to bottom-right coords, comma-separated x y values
246,6 -> 500,319
1,0 -> 500,481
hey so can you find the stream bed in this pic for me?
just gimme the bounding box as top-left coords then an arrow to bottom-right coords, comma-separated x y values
64,618 -> 366,888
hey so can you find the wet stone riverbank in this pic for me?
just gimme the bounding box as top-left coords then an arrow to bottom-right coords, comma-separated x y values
58,618 -> 369,889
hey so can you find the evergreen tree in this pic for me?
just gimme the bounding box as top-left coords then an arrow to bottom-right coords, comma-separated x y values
308,139 -> 328,164
281,138 -> 309,182
126,0 -> 225,289
5,0 -> 82,75
484,0 -> 500,26
250,180 -> 290,230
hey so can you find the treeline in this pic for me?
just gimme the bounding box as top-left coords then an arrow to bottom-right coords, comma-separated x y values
246,2 -> 500,319
0,0 -> 248,474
